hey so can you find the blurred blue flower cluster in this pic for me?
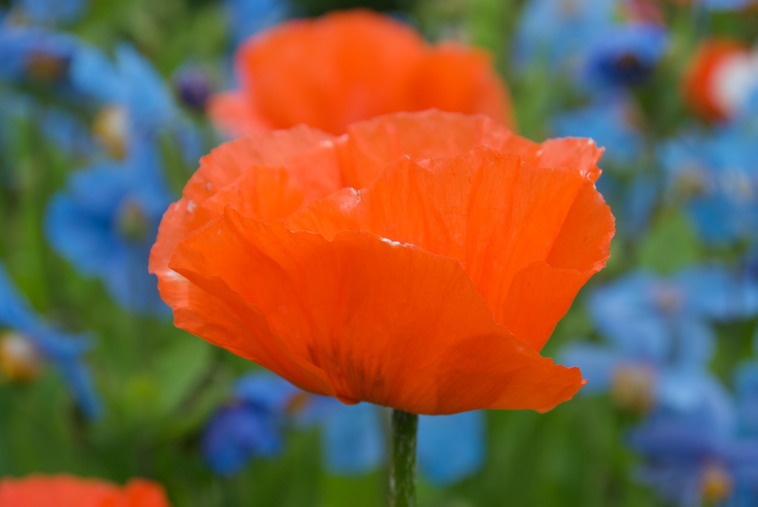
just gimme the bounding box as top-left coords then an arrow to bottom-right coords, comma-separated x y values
563,260 -> 758,506
0,264 -> 100,419
203,372 -> 485,486
512,0 -> 758,504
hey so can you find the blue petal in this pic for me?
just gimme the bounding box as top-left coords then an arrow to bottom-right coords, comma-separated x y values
40,108 -> 94,157
735,362 -> 758,435
46,341 -> 102,419
44,191 -> 123,277
69,44 -> 122,103
0,265 -> 42,331
0,264 -> 102,419
98,244 -> 166,315
0,27 -> 79,81
551,94 -> 643,168
202,404 -> 282,476
18,0 -> 89,24
513,0 -> 615,75
125,133 -> 174,212
701,0 -> 756,11
418,411 -> 485,485
560,342 -> 621,393
667,319 -> 714,368
589,272 -> 672,362
677,265 -> 758,320
583,22 -> 669,88
115,45 -> 176,133
226,0 -> 291,46
322,403 -> 384,475
233,372 -> 300,413
656,369 -> 732,420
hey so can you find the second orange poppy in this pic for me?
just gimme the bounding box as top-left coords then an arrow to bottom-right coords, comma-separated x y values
210,10 -> 514,136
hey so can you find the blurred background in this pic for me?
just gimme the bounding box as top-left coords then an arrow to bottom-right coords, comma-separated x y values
1,0 -> 758,505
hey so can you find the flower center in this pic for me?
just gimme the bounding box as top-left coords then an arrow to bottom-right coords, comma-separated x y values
116,200 -> 150,242
25,50 -> 70,82
611,364 -> 654,414
700,462 -> 733,503
609,52 -> 652,86
652,283 -> 683,314
0,331 -> 41,382
174,69 -> 213,111
675,166 -> 709,197
93,106 -> 128,159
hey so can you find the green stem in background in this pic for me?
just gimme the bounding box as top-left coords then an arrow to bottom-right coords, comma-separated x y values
389,409 -> 418,507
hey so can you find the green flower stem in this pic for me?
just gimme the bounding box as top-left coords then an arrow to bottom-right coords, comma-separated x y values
389,409 -> 418,507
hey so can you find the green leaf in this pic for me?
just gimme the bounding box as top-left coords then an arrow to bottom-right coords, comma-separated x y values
154,337 -> 215,416
637,211 -> 702,274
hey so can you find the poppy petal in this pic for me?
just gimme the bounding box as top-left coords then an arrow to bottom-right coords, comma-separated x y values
411,44 -> 515,128
165,253 -> 335,398
336,110 -> 530,188
207,92 -> 275,138
500,182 -> 614,350
288,145 -> 613,350
150,126 -> 338,312
536,137 -> 604,181
684,39 -> 750,121
169,209 -> 584,414
235,10 -> 425,134
213,12 -> 514,136
0,475 -> 170,507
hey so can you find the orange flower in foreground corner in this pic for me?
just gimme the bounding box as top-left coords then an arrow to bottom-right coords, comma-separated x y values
150,111 -> 615,415
209,10 -> 513,136
0,475 -> 170,507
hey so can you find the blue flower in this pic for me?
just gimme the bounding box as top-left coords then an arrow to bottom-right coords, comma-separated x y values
0,264 -> 101,419
202,405 -> 283,475
40,106 -> 96,158
15,0 -> 89,25
699,0 -> 757,11
44,150 -> 172,315
660,124 -> 758,246
43,44 -> 203,314
735,363 -> 758,436
595,172 -> 658,239
71,44 -> 178,138
418,411 -> 485,485
551,94 -> 644,168
203,372 -> 486,484
0,89 -> 93,184
629,371 -> 758,506
202,372 -> 300,475
225,0 -> 291,47
590,267 -> 755,362
0,26 -> 79,83
320,402 -> 485,485
562,267 -> 758,411
70,43 -> 204,165
173,67 -> 214,112
513,0 -> 615,77
583,22 -> 669,89
321,402 -> 384,475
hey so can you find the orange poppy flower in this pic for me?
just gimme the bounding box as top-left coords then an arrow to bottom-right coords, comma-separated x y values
209,10 -> 513,136
150,111 -> 614,415
0,475 -> 170,507
684,39 -> 753,121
